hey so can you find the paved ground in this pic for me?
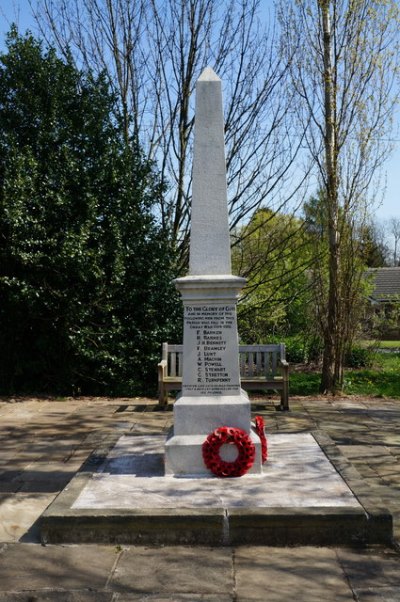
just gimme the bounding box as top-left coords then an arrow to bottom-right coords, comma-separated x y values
0,395 -> 399,601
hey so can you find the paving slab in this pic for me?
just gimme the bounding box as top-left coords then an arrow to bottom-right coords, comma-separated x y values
0,493 -> 56,542
109,546 -> 233,596
0,543 -> 119,591
0,479 -> 22,493
352,588 -> 400,602
234,546 -> 354,601
336,546 -> 400,588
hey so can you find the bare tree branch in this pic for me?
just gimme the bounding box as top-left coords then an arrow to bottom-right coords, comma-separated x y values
277,0 -> 400,393
33,0 -> 306,271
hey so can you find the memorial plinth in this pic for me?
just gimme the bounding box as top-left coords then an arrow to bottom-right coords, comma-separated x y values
164,68 -> 262,476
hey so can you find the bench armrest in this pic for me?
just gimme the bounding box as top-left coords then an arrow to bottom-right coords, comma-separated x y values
279,359 -> 289,375
158,359 -> 168,380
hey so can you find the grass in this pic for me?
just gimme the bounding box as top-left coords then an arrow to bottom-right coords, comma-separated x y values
376,340 -> 400,349
290,352 -> 400,398
359,339 -> 400,349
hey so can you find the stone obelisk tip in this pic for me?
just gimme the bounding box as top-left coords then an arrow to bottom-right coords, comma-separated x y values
189,66 -> 231,275
198,66 -> 221,82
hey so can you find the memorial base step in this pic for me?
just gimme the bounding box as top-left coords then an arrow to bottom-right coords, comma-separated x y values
39,432 -> 393,546
164,430 -> 262,476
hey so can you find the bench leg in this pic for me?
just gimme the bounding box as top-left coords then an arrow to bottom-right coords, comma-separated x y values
281,381 -> 289,411
158,384 -> 168,408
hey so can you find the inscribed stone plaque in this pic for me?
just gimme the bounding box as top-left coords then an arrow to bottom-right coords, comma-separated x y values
182,303 -> 241,397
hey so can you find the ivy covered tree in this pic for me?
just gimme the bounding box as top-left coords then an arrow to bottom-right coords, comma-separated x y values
0,29 -> 181,395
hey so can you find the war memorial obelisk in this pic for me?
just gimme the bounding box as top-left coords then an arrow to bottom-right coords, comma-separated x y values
165,67 -> 262,476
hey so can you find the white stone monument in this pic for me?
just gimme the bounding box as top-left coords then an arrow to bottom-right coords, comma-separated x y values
165,67 -> 262,476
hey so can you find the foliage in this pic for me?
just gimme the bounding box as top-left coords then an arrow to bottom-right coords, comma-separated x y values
344,346 -> 374,369
303,189 -> 382,389
233,208 -> 314,343
358,221 -> 390,268
363,292 -> 400,341
343,353 -> 400,398
290,352 -> 400,398
302,193 -> 378,367
289,372 -> 321,396
0,30 -> 181,396
261,334 -> 322,364
285,336 -> 323,364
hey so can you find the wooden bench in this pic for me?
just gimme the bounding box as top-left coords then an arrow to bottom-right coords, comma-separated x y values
158,343 -> 289,410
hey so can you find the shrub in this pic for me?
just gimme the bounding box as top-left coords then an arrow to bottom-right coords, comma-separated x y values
344,346 -> 374,368
267,335 -> 323,364
284,337 -> 308,363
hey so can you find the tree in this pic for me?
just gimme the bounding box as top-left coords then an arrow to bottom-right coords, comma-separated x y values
387,216 -> 400,265
278,0 -> 400,393
304,194 -> 376,368
33,0 -> 306,270
358,220 -> 390,268
233,208 -> 315,344
0,30 -> 181,395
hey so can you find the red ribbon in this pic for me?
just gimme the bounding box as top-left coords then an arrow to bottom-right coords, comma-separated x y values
254,415 -> 268,463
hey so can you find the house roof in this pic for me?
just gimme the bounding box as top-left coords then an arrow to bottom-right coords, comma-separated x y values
366,267 -> 400,302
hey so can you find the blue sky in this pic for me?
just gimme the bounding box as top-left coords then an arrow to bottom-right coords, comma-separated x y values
1,0 -> 399,221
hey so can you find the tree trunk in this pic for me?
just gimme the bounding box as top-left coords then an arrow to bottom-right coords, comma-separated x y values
320,0 -> 340,394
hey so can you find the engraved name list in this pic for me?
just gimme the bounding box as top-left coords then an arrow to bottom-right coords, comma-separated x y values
182,304 -> 241,396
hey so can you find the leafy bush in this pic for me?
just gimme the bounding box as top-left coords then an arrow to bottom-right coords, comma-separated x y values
343,353 -> 400,397
344,346 -> 374,368
284,337 -> 308,363
0,31 -> 182,396
289,372 -> 320,395
266,335 -> 323,364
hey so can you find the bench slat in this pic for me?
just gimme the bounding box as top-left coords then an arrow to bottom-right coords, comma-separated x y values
249,352 -> 255,377
272,352 -> 277,376
168,344 -> 183,353
256,352 -> 263,376
240,352 -> 246,376
265,352 -> 271,377
170,352 -> 177,377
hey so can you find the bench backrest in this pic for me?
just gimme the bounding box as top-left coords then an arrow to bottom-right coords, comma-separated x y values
162,343 -> 184,377
162,342 -> 285,378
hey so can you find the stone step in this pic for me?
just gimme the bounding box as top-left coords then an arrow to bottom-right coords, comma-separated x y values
39,432 -> 393,547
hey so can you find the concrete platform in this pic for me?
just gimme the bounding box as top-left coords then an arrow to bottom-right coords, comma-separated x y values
40,431 -> 393,546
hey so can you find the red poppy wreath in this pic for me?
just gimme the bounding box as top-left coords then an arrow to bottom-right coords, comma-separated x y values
202,426 -> 255,477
